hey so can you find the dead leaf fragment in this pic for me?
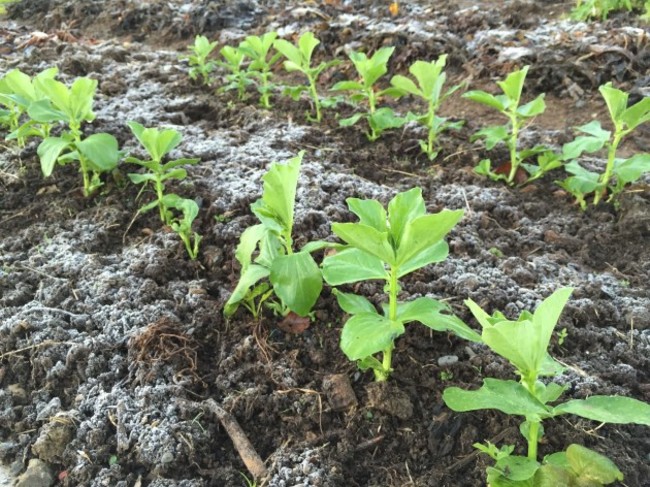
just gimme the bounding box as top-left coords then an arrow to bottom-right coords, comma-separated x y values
277,312 -> 310,334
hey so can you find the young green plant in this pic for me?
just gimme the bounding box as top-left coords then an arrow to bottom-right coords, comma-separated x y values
557,82 -> 650,209
217,45 -> 253,101
331,46 -> 407,141
570,0 -> 648,20
28,76 -> 120,196
238,32 -> 281,109
224,152 -> 323,319
443,288 -> 650,486
389,55 -> 464,160
185,35 -> 218,85
1,68 -> 60,146
162,194 -> 202,260
464,66 -> 560,185
273,31 -> 339,122
126,121 -> 200,224
321,188 -> 480,381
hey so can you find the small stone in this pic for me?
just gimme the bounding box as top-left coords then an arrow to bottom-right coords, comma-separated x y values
7,384 -> 27,404
15,459 -> 54,487
160,451 -> 174,464
437,355 -> 459,367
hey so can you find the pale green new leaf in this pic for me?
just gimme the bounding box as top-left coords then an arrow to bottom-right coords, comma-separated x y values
387,187 -> 426,248
395,209 -> 464,266
517,94 -> 545,118
498,66 -> 528,104
224,264 -> 270,317
322,247 -> 388,285
463,90 -> 506,112
331,223 -> 395,265
347,198 -> 388,232
340,313 -> 404,360
599,82 -> 627,123
397,240 -> 448,278
234,224 -> 266,270
270,251 -> 322,317
620,96 -> 650,130
256,152 -> 303,231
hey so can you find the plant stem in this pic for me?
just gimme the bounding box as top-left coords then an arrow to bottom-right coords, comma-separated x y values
376,266 -> 400,381
308,77 -> 321,122
155,175 -> 166,224
507,111 -> 520,184
427,99 -> 436,156
527,420 -> 540,460
594,130 -> 623,205
72,126 -> 91,196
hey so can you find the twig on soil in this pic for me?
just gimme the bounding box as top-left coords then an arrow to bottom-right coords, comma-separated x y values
0,340 -> 75,360
460,187 -> 472,216
354,435 -> 385,452
176,398 -> 268,480
15,263 -> 65,281
371,163 -> 419,178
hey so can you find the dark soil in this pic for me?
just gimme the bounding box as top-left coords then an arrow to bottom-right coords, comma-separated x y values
1,1 -> 649,486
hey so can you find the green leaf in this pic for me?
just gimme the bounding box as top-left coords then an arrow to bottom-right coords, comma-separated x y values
472,125 -> 509,150
339,113 -> 365,127
613,153 -> 650,184
368,107 -> 407,133
498,66 -> 528,104
128,173 -> 157,184
397,240 -> 449,278
27,98 -> 65,123
331,80 -> 364,92
224,264 -> 270,317
270,251 -> 322,317
517,94 -> 545,118
331,222 -> 395,265
37,137 -> 71,177
333,289 -> 377,315
322,248 -> 388,285
298,31 -> 319,64
463,90 -> 505,112
599,82 -> 627,123
340,313 -> 404,361
410,56 -> 447,100
234,224 -> 266,270
493,455 -> 540,481
347,198 -> 388,232
565,444 -> 624,484
77,133 -> 120,172
443,378 -> 550,417
553,395 -> 650,425
533,463 -> 574,487
394,297 -> 481,342
621,96 -> 650,131
68,77 -> 97,123
532,287 -> 573,356
395,209 -> 464,267
273,39 -> 303,68
255,152 -> 303,232
389,74 -> 421,97
387,187 -> 426,248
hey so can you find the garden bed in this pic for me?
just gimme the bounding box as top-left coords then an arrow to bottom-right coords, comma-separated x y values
1,1 -> 649,486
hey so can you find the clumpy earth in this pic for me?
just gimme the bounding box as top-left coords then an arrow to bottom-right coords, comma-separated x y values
1,0 -> 649,486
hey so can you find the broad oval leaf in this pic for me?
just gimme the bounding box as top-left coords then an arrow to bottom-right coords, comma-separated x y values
331,222 -> 395,265
397,240 -> 448,278
340,313 -> 404,361
443,378 -> 550,417
553,395 -> 650,425
270,251 -> 322,317
613,154 -> 650,184
565,444 -> 624,483
257,152 -> 303,232
37,137 -> 71,177
463,90 -> 505,112
76,133 -> 120,172
397,297 -> 481,342
322,247 -> 388,285
387,187 -> 426,248
333,289 -> 377,315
